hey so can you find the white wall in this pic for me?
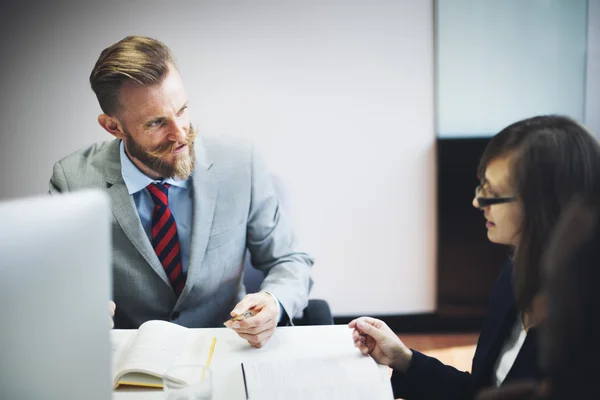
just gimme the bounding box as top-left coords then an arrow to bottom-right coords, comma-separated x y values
0,1 -> 436,316
436,0 -> 589,137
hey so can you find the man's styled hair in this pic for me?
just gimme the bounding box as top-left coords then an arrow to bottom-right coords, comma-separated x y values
89,36 -> 176,116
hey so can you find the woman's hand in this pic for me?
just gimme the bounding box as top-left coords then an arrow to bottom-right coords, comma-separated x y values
348,316 -> 413,373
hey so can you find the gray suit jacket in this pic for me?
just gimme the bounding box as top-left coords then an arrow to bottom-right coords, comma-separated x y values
49,136 -> 314,329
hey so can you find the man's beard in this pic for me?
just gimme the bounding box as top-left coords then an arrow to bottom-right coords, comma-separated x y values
124,124 -> 197,180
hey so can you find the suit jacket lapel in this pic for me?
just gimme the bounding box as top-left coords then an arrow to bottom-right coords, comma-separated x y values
481,303 -> 518,379
176,139 -> 218,306
98,140 -> 173,289
504,328 -> 541,383
471,264 -> 518,387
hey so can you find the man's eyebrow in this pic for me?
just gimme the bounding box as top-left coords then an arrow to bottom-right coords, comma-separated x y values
178,101 -> 189,112
143,102 -> 188,127
144,116 -> 166,127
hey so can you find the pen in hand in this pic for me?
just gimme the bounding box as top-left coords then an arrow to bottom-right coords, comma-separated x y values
225,310 -> 254,325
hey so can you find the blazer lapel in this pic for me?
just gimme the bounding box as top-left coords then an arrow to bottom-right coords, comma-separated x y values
504,328 -> 541,383
480,303 -> 518,378
99,140 -> 173,289
471,263 -> 519,387
176,139 -> 218,306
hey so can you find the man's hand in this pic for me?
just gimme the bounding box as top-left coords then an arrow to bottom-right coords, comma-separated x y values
109,301 -> 116,329
348,316 -> 413,373
224,292 -> 279,348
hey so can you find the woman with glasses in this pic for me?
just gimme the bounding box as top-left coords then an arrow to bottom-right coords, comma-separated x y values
348,115 -> 600,400
476,195 -> 600,400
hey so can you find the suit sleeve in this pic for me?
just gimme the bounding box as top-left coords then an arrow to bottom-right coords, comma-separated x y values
245,145 -> 314,323
49,161 -> 69,194
391,350 -> 472,400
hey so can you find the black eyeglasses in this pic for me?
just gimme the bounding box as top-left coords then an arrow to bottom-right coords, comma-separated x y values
475,185 -> 517,209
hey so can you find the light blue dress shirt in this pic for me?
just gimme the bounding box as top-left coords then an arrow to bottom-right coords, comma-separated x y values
119,141 -> 193,273
119,141 -> 284,321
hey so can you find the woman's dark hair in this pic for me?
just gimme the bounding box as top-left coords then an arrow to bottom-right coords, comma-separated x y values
477,115 -> 600,312
540,196 -> 600,399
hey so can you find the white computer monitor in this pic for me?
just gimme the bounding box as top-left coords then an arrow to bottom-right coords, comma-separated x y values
0,189 -> 112,400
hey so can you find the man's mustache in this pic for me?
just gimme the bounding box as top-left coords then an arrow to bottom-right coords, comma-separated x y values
147,124 -> 197,159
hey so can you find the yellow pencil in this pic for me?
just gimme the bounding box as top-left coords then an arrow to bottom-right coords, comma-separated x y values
202,337 -> 217,381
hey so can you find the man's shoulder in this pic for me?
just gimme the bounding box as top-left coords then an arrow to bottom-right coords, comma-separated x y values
53,139 -> 121,186
56,139 -> 120,167
200,135 -> 253,164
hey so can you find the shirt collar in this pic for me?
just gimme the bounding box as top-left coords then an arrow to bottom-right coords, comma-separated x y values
119,140 -> 190,195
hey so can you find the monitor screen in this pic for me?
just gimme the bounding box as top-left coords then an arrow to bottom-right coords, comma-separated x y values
0,189 -> 112,400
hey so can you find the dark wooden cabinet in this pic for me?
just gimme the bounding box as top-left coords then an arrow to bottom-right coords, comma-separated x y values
436,138 -> 509,317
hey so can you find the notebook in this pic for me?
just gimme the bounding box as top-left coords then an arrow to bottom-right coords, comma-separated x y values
112,320 -> 216,389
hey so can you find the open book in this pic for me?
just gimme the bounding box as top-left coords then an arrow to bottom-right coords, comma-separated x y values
111,320 -> 215,389
240,354 -> 394,400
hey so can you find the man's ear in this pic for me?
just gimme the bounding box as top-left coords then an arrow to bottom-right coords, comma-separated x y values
98,114 -> 125,139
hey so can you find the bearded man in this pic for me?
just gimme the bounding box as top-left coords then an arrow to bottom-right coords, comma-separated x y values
49,36 -> 313,348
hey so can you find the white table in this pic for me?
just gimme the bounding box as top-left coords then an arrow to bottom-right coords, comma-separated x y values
112,325 -> 391,399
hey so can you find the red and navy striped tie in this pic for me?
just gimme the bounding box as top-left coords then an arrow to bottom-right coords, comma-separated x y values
147,183 -> 186,296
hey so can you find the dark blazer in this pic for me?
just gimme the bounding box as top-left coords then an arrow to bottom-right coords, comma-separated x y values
391,263 -> 543,400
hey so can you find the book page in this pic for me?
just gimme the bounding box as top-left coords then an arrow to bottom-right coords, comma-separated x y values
113,320 -> 209,386
242,355 -> 393,400
111,332 -> 134,379
116,372 -> 163,388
